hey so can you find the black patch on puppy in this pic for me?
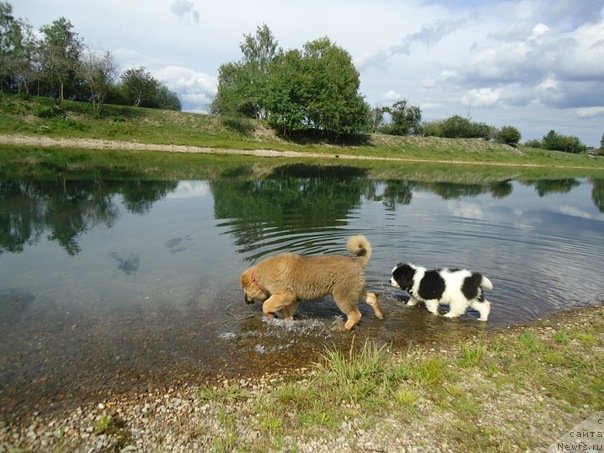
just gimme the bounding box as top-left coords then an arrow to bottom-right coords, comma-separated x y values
461,273 -> 483,301
417,270 -> 445,300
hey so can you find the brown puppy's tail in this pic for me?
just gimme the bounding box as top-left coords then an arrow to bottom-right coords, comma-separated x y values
346,235 -> 372,267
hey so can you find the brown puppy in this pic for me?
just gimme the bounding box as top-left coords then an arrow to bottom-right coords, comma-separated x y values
240,235 -> 384,331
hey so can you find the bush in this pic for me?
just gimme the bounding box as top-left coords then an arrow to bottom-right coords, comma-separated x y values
542,130 -> 587,154
497,126 -> 521,147
524,139 -> 542,148
424,115 -> 494,140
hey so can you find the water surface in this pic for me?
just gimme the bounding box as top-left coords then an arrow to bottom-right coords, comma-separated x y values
1,166 -> 603,419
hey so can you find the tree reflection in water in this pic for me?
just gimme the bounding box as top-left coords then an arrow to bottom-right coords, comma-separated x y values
1,169 -> 598,259
0,179 -> 177,255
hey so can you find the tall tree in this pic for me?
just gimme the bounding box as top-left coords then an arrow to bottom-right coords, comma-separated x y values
266,37 -> 369,136
240,24 -> 279,74
212,24 -> 279,118
263,48 -> 307,133
119,67 -> 158,107
39,17 -> 83,103
79,49 -> 118,112
382,100 -> 422,136
0,1 -> 36,93
154,84 -> 181,111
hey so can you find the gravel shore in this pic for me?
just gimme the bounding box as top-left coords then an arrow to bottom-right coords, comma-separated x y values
1,305 -> 602,452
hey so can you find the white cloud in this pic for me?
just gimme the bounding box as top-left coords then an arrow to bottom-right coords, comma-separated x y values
420,102 -> 445,111
575,106 -> 604,118
354,50 -> 389,71
154,66 -> 217,112
381,90 -> 403,103
463,88 -> 503,108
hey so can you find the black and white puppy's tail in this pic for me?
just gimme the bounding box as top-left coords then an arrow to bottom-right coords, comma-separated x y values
480,275 -> 493,291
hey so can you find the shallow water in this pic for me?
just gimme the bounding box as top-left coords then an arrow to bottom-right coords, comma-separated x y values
1,167 -> 603,419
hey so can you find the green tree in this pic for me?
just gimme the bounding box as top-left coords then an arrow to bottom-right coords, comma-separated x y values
154,84 -> 181,111
263,48 -> 307,133
118,67 -> 180,110
441,115 -> 474,138
542,130 -> 586,154
266,37 -> 369,137
497,125 -> 521,147
240,24 -> 279,75
119,67 -> 159,107
0,2 -> 36,94
212,24 -> 279,118
382,100 -> 422,136
368,106 -> 384,132
79,49 -> 118,112
424,115 -> 494,139
39,17 -> 83,103
524,139 -> 543,148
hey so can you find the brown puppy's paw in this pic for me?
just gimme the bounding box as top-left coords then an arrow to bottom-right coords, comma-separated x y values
330,318 -> 347,332
366,292 -> 384,320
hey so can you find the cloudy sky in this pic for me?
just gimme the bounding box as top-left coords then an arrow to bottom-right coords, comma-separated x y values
12,0 -> 604,146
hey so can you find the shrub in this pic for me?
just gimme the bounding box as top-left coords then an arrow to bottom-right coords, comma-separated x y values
542,130 -> 587,154
497,126 -> 521,147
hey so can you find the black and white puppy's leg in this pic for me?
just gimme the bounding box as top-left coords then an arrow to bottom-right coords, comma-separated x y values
424,299 -> 440,315
407,296 -> 420,306
443,302 -> 467,319
470,299 -> 491,321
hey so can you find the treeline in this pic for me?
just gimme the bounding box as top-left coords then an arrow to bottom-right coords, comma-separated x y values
0,1 -> 180,112
372,106 -> 522,147
210,25 -> 525,147
213,25 -> 600,152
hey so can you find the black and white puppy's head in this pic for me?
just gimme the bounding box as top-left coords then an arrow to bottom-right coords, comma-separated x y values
390,263 -> 417,290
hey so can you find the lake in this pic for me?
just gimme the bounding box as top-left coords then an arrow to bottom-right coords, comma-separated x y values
1,164 -> 603,419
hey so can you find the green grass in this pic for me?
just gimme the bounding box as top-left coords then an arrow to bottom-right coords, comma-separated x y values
1,93 -> 603,182
189,307 -> 602,452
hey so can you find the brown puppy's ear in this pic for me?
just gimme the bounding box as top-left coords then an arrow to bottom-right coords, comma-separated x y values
240,270 -> 251,288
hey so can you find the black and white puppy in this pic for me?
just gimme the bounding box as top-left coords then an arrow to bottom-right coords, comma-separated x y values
390,263 -> 493,321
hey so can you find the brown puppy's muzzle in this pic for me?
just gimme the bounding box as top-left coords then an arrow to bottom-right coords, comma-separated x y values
244,294 -> 255,305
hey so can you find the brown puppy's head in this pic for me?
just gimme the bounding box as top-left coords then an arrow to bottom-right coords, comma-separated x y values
240,268 -> 270,305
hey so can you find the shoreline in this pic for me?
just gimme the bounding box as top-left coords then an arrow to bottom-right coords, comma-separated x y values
1,133 -> 602,170
1,303 -> 602,452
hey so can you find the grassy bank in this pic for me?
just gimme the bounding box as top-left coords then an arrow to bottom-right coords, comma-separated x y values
2,305 -> 602,452
1,94 -> 604,180
195,306 -> 603,452
3,143 -> 604,182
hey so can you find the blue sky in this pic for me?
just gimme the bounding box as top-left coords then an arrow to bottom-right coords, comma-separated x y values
12,0 -> 604,146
